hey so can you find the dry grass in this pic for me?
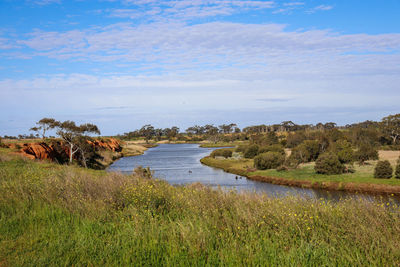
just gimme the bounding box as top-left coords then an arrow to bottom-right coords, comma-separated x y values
121,141 -> 149,156
379,150 -> 400,163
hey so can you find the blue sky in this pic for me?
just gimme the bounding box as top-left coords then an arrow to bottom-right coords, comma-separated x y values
1,0 -> 399,135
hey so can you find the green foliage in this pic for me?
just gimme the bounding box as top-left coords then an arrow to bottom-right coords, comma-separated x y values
244,144 -> 259,159
258,144 -> 285,156
374,160 -> 393,179
286,131 -> 306,148
289,140 -> 320,166
395,158 -> 400,179
211,148 -> 233,158
0,137 -> 6,148
254,152 -> 285,170
314,153 -> 344,175
381,113 -> 400,145
334,140 -> 354,164
249,132 -> 278,146
325,128 -> 344,143
235,144 -> 248,153
354,143 -> 379,164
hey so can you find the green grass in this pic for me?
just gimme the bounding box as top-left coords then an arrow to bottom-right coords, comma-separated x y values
202,156 -> 400,187
199,141 -> 248,148
252,163 -> 400,185
1,153 -> 400,265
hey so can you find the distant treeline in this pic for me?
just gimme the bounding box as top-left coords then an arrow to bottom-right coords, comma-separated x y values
115,114 -> 400,147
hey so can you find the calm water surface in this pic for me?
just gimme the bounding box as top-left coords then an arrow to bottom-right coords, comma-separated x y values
108,144 -> 397,202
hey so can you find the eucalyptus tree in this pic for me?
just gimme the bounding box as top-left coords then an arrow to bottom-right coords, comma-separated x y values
30,117 -> 57,139
139,124 -> 155,143
55,120 -> 101,166
381,114 -> 400,145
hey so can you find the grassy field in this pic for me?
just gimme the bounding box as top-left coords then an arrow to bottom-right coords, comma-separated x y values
201,150 -> 400,193
1,151 -> 400,265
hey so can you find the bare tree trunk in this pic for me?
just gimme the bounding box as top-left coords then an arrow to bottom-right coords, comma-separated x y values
80,148 -> 87,168
69,143 -> 73,163
392,135 -> 398,145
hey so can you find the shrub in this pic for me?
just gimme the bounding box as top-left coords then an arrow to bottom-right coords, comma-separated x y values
235,144 -> 248,153
354,143 -> 379,164
374,160 -> 393,179
221,149 -> 233,158
286,132 -> 306,148
344,165 -> 356,173
258,144 -> 285,156
337,148 -> 354,164
289,140 -> 320,164
0,137 -> 7,148
395,158 -> 400,179
244,144 -> 259,159
314,153 -> 344,175
211,149 -> 232,158
254,152 -> 285,170
276,165 -> 288,172
133,166 -> 154,179
334,140 -> 354,164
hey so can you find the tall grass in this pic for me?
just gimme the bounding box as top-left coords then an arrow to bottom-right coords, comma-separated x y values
1,157 -> 400,266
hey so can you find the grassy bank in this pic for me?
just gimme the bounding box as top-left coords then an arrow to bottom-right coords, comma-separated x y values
199,141 -> 248,148
1,152 -> 400,265
121,141 -> 156,157
201,155 -> 400,194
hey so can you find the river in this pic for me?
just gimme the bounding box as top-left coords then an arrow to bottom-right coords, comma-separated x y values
108,143 -> 397,202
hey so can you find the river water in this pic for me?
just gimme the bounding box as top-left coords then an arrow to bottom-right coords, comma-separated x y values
108,143 -> 397,202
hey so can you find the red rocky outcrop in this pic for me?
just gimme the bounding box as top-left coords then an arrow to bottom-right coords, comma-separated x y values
12,138 -> 122,161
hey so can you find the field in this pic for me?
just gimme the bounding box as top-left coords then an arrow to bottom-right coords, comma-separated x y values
1,150 -> 400,266
201,150 -> 400,193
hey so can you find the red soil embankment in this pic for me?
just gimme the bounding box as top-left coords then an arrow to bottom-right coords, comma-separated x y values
8,138 -> 122,161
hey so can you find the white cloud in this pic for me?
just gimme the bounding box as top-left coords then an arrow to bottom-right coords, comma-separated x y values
283,2 -> 304,6
11,21 -> 400,72
107,0 -> 275,21
28,0 -> 61,5
306,4 -> 333,14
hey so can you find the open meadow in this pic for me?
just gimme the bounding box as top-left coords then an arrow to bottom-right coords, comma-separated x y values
1,150 -> 400,266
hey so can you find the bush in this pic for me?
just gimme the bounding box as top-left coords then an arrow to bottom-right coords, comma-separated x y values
289,140 -> 320,164
286,132 -> 306,148
221,149 -> 233,158
395,158 -> 400,179
244,144 -> 259,159
235,144 -> 248,153
0,137 -> 7,148
337,148 -> 354,164
258,144 -> 285,156
334,140 -> 354,164
314,153 -> 344,175
133,166 -> 154,179
211,149 -> 232,159
374,160 -> 393,179
276,165 -> 288,172
354,143 -> 379,164
254,152 -> 285,170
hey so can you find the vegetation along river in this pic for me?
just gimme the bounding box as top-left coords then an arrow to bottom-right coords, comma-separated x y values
108,144 -> 397,202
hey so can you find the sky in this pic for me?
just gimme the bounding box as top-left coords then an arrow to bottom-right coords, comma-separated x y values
0,0 -> 399,136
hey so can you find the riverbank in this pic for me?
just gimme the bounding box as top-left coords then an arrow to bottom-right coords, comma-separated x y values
121,141 -> 157,157
1,152 -> 400,265
200,154 -> 400,195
